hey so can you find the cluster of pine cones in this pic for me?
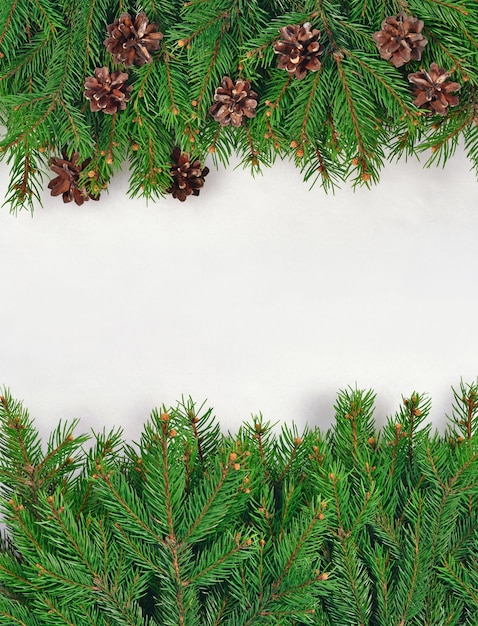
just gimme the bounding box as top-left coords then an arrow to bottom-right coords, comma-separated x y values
373,12 -> 460,115
49,10 -> 461,206
52,12 -> 209,205
83,12 -> 164,116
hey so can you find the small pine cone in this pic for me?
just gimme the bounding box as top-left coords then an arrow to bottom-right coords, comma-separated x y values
169,148 -> 209,202
104,12 -> 163,68
48,151 -> 100,206
273,23 -> 324,80
408,63 -> 460,115
209,77 -> 258,127
84,67 -> 131,114
373,12 -> 428,68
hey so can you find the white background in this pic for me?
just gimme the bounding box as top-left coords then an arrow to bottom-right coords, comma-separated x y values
0,150 -> 477,443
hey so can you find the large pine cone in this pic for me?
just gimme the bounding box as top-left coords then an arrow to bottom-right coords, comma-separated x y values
104,12 -> 163,67
84,67 -> 131,114
408,63 -> 460,115
373,12 -> 428,68
169,148 -> 209,202
48,151 -> 100,205
273,23 -> 324,80
209,77 -> 258,127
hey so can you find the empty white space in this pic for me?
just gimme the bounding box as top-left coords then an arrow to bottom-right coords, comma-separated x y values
0,150 -> 477,442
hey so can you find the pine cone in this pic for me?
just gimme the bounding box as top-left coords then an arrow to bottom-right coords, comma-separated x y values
169,148 -> 209,202
273,23 -> 324,80
408,63 -> 460,115
373,12 -> 428,68
104,12 -> 163,67
209,77 -> 258,127
48,151 -> 100,205
84,67 -> 131,114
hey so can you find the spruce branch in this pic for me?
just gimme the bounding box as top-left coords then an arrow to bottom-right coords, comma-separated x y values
0,390 -> 87,515
0,141 -> 45,213
438,552 -> 478,613
447,379 -> 478,441
179,397 -> 221,469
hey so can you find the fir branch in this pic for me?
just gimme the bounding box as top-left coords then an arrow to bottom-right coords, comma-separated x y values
334,53 -> 374,180
447,379 -> 478,441
111,521 -> 165,575
75,428 -> 123,520
333,540 -> 372,625
422,0 -> 469,18
439,556 -> 478,610
186,534 -> 253,586
182,465 -> 229,543
95,470 -> 166,546
299,68 -> 324,141
272,501 -> 327,591
396,517 -> 423,626
0,35 -> 54,84
40,496 -> 97,576
0,0 -> 21,51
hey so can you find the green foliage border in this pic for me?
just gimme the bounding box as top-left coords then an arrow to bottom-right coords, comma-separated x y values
1,381 -> 478,624
1,0 -> 478,212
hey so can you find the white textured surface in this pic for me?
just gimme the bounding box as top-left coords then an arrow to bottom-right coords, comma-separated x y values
0,152 -> 477,441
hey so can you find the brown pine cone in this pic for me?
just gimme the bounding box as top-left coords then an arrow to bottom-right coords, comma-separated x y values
273,23 -> 324,80
408,63 -> 460,115
169,148 -> 209,202
209,77 -> 258,127
84,67 -> 131,114
48,151 -> 100,205
373,12 -> 428,68
104,12 -> 163,67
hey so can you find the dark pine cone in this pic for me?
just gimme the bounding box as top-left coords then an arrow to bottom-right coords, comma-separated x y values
273,23 -> 324,80
104,12 -> 163,68
84,67 -> 131,114
373,12 -> 428,68
209,77 -> 258,127
48,151 -> 100,205
169,148 -> 209,202
408,63 -> 460,115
